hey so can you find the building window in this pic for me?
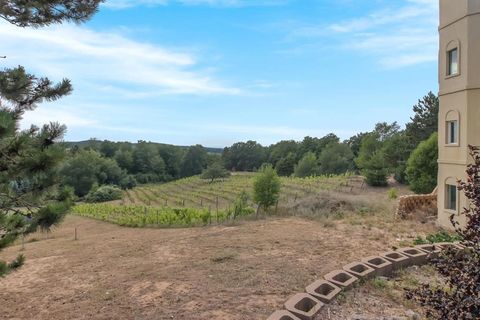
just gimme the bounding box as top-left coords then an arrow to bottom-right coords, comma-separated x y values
446,184 -> 457,211
446,120 -> 458,144
447,48 -> 459,76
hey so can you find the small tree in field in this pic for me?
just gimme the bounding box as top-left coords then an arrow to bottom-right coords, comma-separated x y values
406,145 -> 480,319
406,133 -> 438,194
201,163 -> 230,183
253,165 -> 280,216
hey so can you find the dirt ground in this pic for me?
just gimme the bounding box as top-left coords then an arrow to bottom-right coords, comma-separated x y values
0,210 -> 437,320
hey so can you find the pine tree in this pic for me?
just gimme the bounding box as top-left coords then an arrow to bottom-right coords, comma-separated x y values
0,1 -> 101,276
0,0 -> 103,27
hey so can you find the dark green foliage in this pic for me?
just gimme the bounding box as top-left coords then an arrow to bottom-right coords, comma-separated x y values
222,140 -> 266,171
318,142 -> 354,175
299,134 -> 340,158
0,66 -> 73,276
268,140 -> 298,167
405,92 -> 439,148
180,145 -> 208,177
406,133 -> 438,194
355,134 -> 386,186
0,0 -> 103,27
413,230 -> 462,245
361,151 -> 389,187
60,149 -> 128,196
294,152 -> 318,178
201,162 -> 230,183
275,152 -> 296,176
345,132 -> 369,158
131,141 -> 166,181
119,175 -> 137,190
0,0 -> 101,277
406,146 -> 480,319
85,186 -> 123,203
253,165 -> 281,213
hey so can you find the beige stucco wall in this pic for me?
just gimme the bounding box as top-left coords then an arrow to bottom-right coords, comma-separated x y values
437,0 -> 480,229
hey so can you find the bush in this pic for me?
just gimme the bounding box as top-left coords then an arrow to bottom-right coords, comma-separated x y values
119,175 -> 136,190
85,186 -> 123,203
406,146 -> 480,319
362,151 -> 389,187
406,133 -> 438,194
413,230 -> 462,245
230,191 -> 254,220
253,164 -> 281,214
294,152 -> 318,178
388,188 -> 398,199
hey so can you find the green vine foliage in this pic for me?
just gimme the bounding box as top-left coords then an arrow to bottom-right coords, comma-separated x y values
406,145 -> 480,319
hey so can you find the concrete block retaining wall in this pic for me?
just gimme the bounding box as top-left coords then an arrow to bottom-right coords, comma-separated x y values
266,242 -> 464,320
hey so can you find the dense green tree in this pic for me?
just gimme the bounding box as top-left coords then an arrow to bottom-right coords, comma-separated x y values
60,150 -> 129,196
275,152 -> 297,177
61,150 -> 101,197
0,0 -> 103,27
345,132 -> 369,158
131,142 -> 166,183
0,0 -> 101,276
253,165 -> 281,214
382,132 -> 411,184
299,134 -> 340,158
99,140 -> 117,158
114,149 -> 134,172
356,134 -> 388,186
405,92 -> 439,148
201,162 -> 230,183
318,142 -> 354,175
222,141 -> 265,171
361,151 -> 389,187
158,145 -> 182,180
268,140 -> 299,167
294,152 -> 318,178
406,133 -> 438,194
0,68 -> 73,276
180,145 -> 208,177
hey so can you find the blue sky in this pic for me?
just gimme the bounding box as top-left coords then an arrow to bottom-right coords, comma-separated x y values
2,0 -> 438,147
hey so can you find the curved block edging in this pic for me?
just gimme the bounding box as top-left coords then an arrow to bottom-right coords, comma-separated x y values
267,242 -> 465,319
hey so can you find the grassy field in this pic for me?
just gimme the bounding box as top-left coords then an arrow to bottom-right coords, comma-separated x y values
71,173 -> 369,227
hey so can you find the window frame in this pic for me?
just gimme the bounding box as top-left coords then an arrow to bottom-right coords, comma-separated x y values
445,184 -> 458,212
446,120 -> 459,145
447,47 -> 459,76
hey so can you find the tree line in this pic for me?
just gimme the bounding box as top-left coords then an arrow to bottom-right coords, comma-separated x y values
221,92 -> 439,193
57,91 -> 439,200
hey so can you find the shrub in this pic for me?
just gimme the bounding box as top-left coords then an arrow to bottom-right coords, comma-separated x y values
406,133 -> 438,194
362,151 -> 389,187
294,152 -> 318,178
413,230 -> 462,245
253,164 -> 281,214
406,146 -> 480,319
388,188 -> 398,200
230,191 -> 254,220
85,185 -> 123,203
119,175 -> 137,190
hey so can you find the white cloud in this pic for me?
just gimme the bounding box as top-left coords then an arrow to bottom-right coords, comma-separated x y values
0,21 -> 239,95
284,0 -> 439,68
102,0 -> 287,9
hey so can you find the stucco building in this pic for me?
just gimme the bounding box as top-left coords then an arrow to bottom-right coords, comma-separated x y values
437,0 -> 480,228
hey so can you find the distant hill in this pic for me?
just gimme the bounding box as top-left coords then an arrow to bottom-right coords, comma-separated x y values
62,140 -> 223,154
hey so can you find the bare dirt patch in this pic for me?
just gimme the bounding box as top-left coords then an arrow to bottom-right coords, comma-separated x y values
1,203 -> 436,319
